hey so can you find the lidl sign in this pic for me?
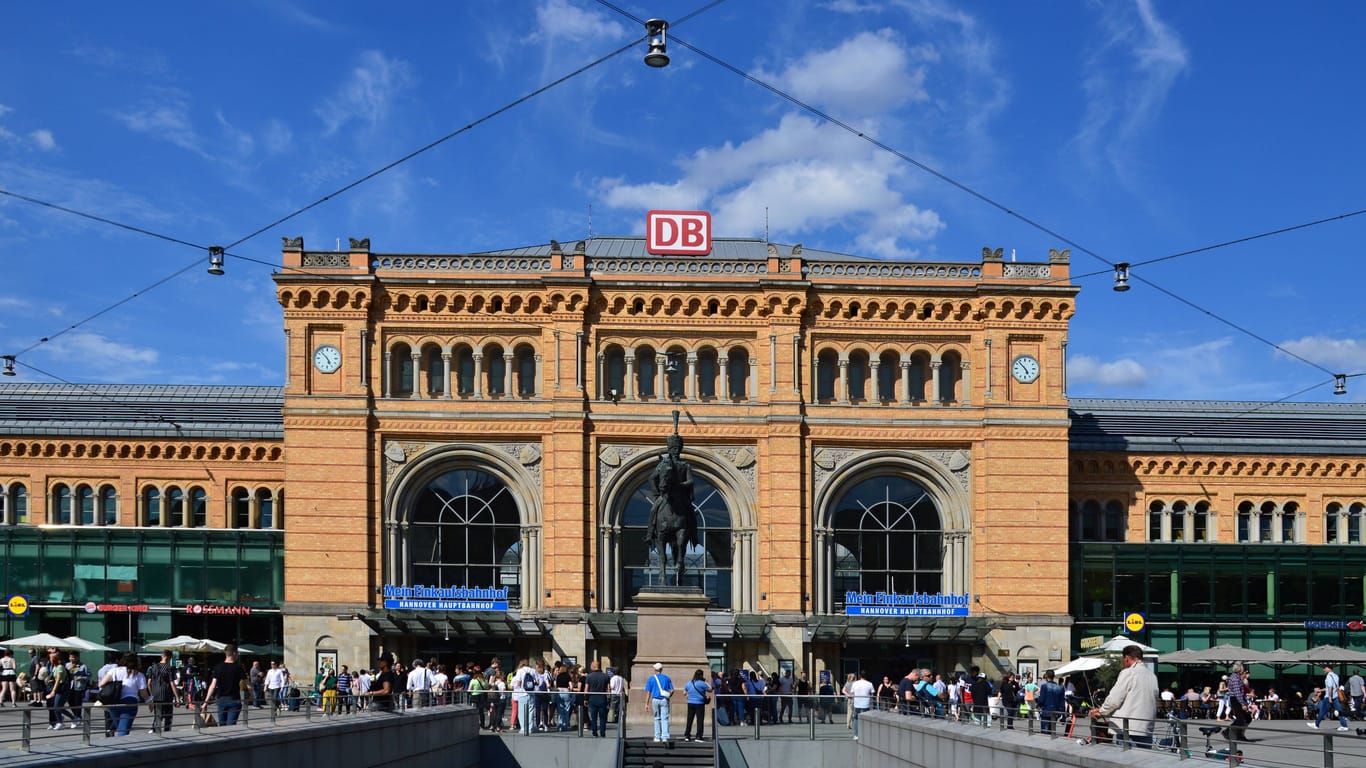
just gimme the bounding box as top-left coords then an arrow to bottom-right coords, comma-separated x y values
6,594 -> 29,617
1124,611 -> 1146,633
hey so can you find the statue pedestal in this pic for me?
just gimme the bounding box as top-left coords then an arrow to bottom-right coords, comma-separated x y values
629,587 -> 711,733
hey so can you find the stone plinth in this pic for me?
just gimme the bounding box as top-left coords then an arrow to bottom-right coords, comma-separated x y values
628,587 -> 711,732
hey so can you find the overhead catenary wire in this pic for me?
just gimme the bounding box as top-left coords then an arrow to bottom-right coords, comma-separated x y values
7,357 -> 183,431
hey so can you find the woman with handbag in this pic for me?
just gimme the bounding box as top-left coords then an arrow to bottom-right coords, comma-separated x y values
684,669 -> 712,742
97,653 -> 149,736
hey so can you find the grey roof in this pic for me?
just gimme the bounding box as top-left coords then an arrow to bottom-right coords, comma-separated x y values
0,383 -> 283,440
1069,397 -> 1366,456
478,236 -> 883,263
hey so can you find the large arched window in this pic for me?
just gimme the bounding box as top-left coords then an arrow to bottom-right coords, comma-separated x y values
515,345 -> 538,397
909,352 -> 930,401
939,351 -> 963,402
423,344 -> 445,396
143,487 -> 161,527
7,484 -> 28,525
77,484 -> 95,525
53,483 -> 72,524
603,345 -> 626,399
618,472 -> 732,609
848,351 -> 869,402
727,348 -> 749,400
636,345 -> 658,399
696,348 -> 718,399
485,343 -> 506,397
190,487 -> 208,528
257,489 -> 275,530
99,485 -> 118,526
456,347 -> 475,396
233,487 -> 251,529
167,487 -> 185,527
815,349 -> 838,402
877,351 -> 899,402
830,474 -> 942,610
391,343 -> 414,398
408,468 -> 522,606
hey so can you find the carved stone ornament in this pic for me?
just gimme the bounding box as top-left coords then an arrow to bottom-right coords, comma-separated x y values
600,446 -> 622,467
517,444 -> 542,466
729,446 -> 756,469
349,237 -> 371,251
282,236 -> 304,250
384,442 -> 407,464
948,450 -> 970,472
812,447 -> 971,502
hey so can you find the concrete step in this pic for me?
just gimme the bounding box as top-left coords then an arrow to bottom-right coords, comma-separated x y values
623,737 -> 714,767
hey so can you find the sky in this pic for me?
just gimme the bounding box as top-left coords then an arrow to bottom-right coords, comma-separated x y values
2,0 -> 1365,402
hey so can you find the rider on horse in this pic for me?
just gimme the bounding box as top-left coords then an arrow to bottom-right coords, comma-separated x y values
644,432 -> 699,585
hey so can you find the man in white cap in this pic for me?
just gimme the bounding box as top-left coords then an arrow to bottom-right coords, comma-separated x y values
643,662 -> 675,742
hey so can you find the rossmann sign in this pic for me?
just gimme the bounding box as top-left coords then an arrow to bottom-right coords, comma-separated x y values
646,210 -> 711,255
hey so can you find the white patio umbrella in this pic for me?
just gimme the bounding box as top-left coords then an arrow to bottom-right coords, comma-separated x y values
63,635 -> 117,653
143,635 -> 226,653
1085,635 -> 1159,655
1054,656 -> 1108,676
0,632 -> 85,651
1155,648 -> 1206,665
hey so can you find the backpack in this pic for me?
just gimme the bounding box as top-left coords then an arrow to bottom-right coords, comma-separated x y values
524,671 -> 537,691
70,664 -> 90,693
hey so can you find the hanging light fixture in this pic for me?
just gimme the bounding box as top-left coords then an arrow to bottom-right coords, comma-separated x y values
207,246 -> 225,276
1112,262 -> 1131,292
1,355 -> 15,376
1334,374 -> 1347,396
644,19 -> 670,68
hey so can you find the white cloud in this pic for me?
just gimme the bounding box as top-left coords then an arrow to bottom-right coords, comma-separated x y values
599,109 -> 944,257
531,0 -> 626,43
315,51 -> 415,136
262,119 -> 293,154
1279,336 -> 1366,372
29,129 -> 57,151
113,92 -> 208,158
39,331 -> 159,371
1073,0 -> 1189,184
1068,354 -> 1151,388
757,29 -> 927,115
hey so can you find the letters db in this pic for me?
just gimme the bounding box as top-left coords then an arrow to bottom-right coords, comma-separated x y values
647,210 -> 711,256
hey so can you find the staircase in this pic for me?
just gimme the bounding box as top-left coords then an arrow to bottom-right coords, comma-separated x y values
622,737 -> 714,768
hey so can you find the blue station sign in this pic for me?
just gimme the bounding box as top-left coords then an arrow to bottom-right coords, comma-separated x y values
843,591 -> 971,617
382,585 -> 509,611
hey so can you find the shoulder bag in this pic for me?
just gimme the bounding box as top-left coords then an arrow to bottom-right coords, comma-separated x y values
98,679 -> 124,705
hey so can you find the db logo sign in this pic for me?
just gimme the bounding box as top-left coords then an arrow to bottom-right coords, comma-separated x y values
647,210 -> 711,255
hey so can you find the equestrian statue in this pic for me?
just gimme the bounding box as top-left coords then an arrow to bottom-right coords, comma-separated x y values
644,411 -> 699,586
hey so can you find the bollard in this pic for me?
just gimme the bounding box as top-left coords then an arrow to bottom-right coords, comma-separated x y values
810,702 -> 816,740
1323,733 -> 1333,768
21,706 -> 31,752
81,704 -> 92,746
305,694 -> 313,721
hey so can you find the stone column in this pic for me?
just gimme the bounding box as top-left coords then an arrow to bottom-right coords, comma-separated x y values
749,357 -> 758,400
409,352 -> 421,399
870,359 -> 882,401
625,354 -> 636,400
503,352 -> 514,398
381,351 -> 391,398
900,358 -> 911,405
960,361 -> 972,405
596,354 -> 605,400
686,352 -> 698,402
983,338 -> 993,400
533,354 -> 544,397
1160,508 -> 1171,542
719,353 -> 730,400
441,351 -> 453,399
385,521 -> 399,585
930,357 -> 942,406
472,351 -> 485,399
837,357 -> 849,404
399,521 -> 411,581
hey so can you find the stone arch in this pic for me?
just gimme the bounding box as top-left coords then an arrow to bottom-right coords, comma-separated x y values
384,443 -> 543,610
812,451 -> 971,613
598,444 -> 758,613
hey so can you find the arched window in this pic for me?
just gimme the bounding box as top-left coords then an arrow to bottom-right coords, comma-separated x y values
99,486 -> 117,526
1103,500 -> 1126,542
516,345 -> 537,397
726,348 -> 749,400
909,352 -> 930,401
603,345 -> 625,399
1281,501 -> 1298,543
877,351 -> 899,402
456,347 -> 475,395
168,487 -> 185,527
143,487 -> 162,527
1328,502 -> 1343,543
815,349 -> 838,402
423,344 -> 445,396
1192,501 -> 1210,542
939,351 -> 962,402
636,345 -> 658,399
1351,503 -> 1365,544
407,468 -> 522,605
77,484 -> 95,525
830,474 -> 942,610
256,489 -> 274,531
1258,501 -> 1275,542
664,347 -> 687,400
190,487 -> 207,528
847,351 -> 869,402
53,483 -> 72,524
1237,501 -> 1254,542
1170,500 -> 1187,542
233,487 -> 251,529
1148,500 -> 1163,542
485,343 -> 506,397
618,471 -> 732,609
391,343 -> 414,397
12,484 -> 27,524
696,348 -> 718,399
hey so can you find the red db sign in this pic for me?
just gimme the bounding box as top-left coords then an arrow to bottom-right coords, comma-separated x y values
647,210 -> 711,255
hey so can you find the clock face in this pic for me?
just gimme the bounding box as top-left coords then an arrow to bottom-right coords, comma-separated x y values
1011,354 -> 1040,384
313,344 -> 342,374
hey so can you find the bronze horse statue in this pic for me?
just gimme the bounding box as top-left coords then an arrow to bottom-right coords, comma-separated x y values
644,430 -> 699,586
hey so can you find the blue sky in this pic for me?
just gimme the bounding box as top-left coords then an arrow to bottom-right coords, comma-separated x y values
2,1 -> 1364,402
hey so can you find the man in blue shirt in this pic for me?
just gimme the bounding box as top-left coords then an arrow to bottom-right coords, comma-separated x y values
643,662 -> 675,742
1037,670 -> 1066,735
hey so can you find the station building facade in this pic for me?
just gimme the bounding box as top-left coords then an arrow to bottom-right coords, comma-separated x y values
2,232 -> 1363,683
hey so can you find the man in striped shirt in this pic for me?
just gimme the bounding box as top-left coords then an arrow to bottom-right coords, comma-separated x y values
336,666 -> 353,714
1225,664 -> 1253,741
